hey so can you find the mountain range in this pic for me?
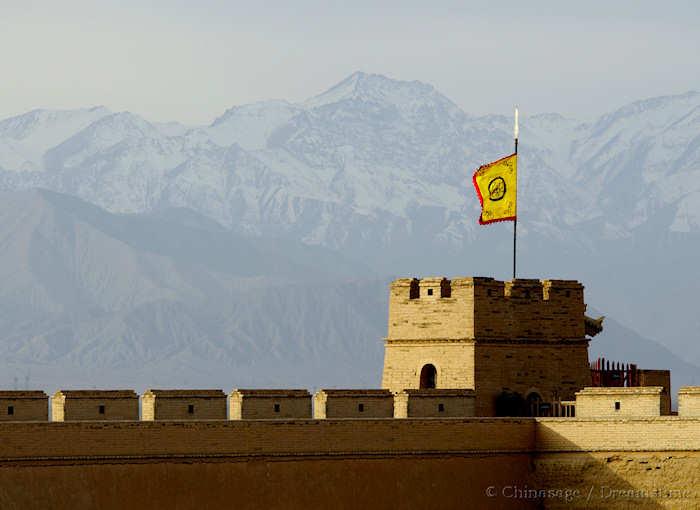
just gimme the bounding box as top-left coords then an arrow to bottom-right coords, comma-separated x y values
0,72 -> 698,392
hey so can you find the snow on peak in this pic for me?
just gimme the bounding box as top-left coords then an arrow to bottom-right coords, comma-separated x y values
303,72 -> 460,116
0,107 -> 112,171
206,100 -> 301,150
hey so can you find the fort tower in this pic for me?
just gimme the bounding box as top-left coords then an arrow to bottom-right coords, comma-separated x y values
381,276 -> 593,416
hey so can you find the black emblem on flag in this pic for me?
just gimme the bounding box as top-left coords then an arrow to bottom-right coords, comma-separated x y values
488,177 -> 506,201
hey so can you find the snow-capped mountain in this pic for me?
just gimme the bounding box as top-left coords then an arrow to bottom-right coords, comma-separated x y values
0,72 -> 699,369
1,73 -> 697,251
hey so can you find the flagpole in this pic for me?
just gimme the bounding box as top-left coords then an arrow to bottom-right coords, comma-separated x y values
513,107 -> 518,280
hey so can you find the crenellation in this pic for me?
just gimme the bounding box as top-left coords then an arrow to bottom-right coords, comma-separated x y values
51,390 -> 138,422
0,391 -> 48,422
142,389 -> 226,421
383,275 -> 591,414
229,389 -> 312,420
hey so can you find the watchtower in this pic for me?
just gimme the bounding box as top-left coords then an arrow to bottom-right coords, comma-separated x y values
381,276 -> 593,416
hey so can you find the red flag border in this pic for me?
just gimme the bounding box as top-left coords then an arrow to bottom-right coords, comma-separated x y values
471,153 -> 517,225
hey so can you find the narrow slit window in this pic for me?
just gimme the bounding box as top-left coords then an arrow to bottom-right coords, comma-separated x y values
274,403 -> 280,413
427,288 -> 433,296
440,278 -> 451,298
188,404 -> 195,414
438,403 -> 445,413
358,403 -> 364,412
7,406 -> 14,415
409,279 -> 419,299
98,405 -> 105,415
614,401 -> 621,411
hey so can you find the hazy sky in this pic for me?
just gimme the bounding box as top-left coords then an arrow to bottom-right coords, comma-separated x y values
2,1 -> 699,124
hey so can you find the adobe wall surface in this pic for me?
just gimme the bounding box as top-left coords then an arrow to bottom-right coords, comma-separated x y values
0,418 -> 699,509
319,393 -> 394,419
678,387 -> 700,417
383,277 -> 589,401
639,370 -> 672,415
474,343 -> 591,416
528,418 -> 700,509
396,391 -> 476,418
0,454 -> 535,510
535,418 -> 700,451
0,394 -> 47,422
149,397 -> 226,421
0,419 -> 535,510
575,387 -> 664,418
474,279 -> 585,340
230,393 -> 312,420
53,398 -> 138,422
387,277 -> 476,341
381,341 -> 475,392
386,277 -> 586,342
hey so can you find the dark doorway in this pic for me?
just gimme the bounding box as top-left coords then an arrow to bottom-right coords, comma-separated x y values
495,391 -> 526,416
526,392 -> 543,416
419,364 -> 437,389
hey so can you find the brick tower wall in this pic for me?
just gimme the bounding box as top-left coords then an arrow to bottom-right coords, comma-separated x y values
474,342 -> 591,416
382,276 -> 591,410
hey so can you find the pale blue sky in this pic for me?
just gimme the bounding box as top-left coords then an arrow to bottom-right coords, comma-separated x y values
2,0 -> 698,124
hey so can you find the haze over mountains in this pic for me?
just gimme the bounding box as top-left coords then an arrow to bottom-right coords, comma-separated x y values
0,72 -> 698,391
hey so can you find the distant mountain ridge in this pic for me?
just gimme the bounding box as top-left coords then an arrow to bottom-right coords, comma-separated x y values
1,73 -> 698,247
0,73 -> 698,373
0,189 -> 695,393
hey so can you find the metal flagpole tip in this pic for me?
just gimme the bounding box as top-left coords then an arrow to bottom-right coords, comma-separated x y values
514,106 -> 519,139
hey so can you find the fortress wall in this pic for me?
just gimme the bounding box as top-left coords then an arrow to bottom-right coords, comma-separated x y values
678,387 -> 700,417
638,370 -> 672,415
532,452 -> 700,509
0,419 -> 535,460
381,341 -> 475,392
532,418 -> 700,509
51,392 -> 139,422
1,419 -> 700,509
62,398 -> 139,421
153,397 -> 227,420
0,419 -> 536,510
387,278 -> 476,340
0,392 -> 47,422
0,454 -> 536,510
401,390 -> 476,418
474,279 -> 585,340
535,418 -> 700,452
387,278 -> 586,343
474,343 -> 591,416
143,391 -> 227,421
316,390 -> 394,419
230,390 -> 312,420
575,387 -> 664,418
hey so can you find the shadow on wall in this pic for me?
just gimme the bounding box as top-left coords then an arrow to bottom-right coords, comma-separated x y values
531,424 -> 695,510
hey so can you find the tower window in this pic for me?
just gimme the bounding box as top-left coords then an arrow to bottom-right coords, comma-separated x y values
274,403 -> 280,413
427,288 -> 433,296
419,364 -> 437,389
438,403 -> 445,413
7,406 -> 14,415
358,403 -> 364,412
98,405 -> 105,414
440,278 -> 451,298
614,401 -> 621,411
409,279 -> 419,299
188,404 -> 195,414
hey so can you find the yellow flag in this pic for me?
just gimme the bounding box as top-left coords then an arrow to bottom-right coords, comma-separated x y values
472,153 -> 517,224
